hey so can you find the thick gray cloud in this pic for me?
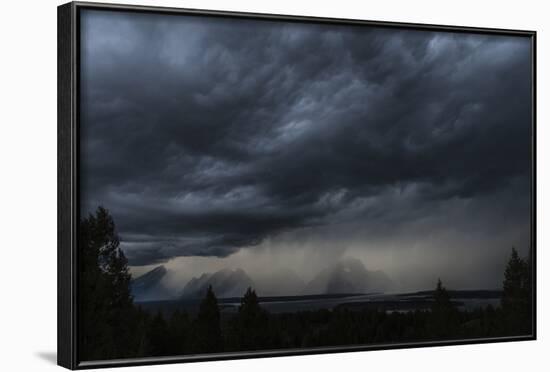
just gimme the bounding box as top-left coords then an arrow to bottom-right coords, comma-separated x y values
80,10 -> 532,267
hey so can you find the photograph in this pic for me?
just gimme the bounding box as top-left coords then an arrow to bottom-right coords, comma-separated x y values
72,3 -> 534,365
0,0 -> 547,371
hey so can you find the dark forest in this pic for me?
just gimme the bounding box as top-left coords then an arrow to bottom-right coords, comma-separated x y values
78,207 -> 533,361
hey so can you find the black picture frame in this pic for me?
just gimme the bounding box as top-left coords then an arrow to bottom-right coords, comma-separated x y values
58,1 -> 537,369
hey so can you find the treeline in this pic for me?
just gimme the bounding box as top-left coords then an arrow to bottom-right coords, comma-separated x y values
78,207 -> 533,361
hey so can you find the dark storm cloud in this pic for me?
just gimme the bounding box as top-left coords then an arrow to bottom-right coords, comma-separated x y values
80,10 -> 532,265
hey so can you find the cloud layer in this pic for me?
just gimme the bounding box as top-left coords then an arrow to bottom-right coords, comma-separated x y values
80,10 -> 532,267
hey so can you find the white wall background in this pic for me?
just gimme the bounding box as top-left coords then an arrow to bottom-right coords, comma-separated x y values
0,0 -> 546,370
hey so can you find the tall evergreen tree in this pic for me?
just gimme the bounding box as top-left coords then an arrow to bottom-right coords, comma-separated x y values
78,206 -> 138,360
235,287 -> 271,350
502,248 -> 529,309
501,247 -> 531,333
192,285 -> 223,353
432,278 -> 452,311
427,278 -> 457,338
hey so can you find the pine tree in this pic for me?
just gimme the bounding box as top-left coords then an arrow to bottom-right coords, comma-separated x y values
239,287 -> 262,322
502,248 -> 529,308
78,206 -> 138,360
427,278 -> 457,338
433,278 -> 452,311
501,247 -> 531,332
192,285 -> 223,353
234,287 -> 272,350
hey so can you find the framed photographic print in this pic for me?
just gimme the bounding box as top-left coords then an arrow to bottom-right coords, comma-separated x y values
58,1 -> 536,369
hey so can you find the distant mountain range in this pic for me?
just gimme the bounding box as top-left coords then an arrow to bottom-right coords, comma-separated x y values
302,257 -> 394,295
130,265 -> 173,302
180,268 -> 254,299
130,257 -> 394,302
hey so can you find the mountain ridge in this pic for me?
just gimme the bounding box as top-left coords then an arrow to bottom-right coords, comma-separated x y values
302,257 -> 394,295
131,257 -> 394,301
180,267 -> 255,299
131,265 -> 172,302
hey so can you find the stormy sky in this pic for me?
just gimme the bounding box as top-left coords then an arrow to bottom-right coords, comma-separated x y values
80,9 -> 532,290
